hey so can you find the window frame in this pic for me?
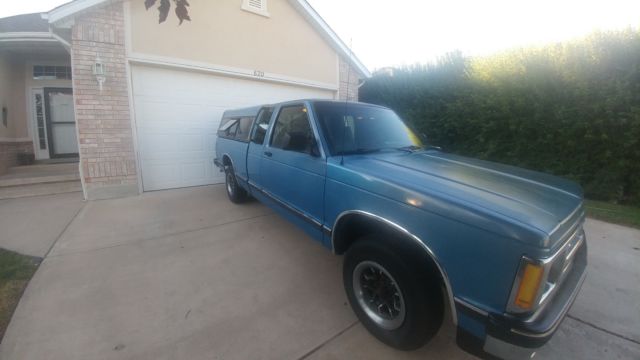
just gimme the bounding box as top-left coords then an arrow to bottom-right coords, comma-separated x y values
268,104 -> 321,157
32,65 -> 72,80
217,117 -> 239,140
217,117 -> 256,143
234,116 -> 255,143
251,107 -> 274,145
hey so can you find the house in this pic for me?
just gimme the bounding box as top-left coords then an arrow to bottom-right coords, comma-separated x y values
0,13 -> 76,173
0,0 -> 369,200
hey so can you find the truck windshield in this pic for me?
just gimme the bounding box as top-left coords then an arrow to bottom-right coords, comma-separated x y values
313,102 -> 423,156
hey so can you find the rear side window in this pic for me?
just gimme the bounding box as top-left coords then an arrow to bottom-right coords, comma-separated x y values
251,108 -> 273,145
218,118 -> 238,139
218,117 -> 255,142
270,105 -> 314,154
234,117 -> 255,142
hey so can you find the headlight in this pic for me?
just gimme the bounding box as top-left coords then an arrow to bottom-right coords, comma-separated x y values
507,227 -> 585,315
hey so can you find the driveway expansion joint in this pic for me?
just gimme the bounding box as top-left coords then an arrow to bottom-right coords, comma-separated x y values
42,201 -> 86,259
296,321 -> 359,360
46,212 -> 275,258
567,314 -> 640,345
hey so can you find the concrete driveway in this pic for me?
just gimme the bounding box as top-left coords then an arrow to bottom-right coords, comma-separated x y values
0,185 -> 638,359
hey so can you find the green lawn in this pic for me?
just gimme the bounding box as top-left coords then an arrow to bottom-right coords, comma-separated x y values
585,200 -> 640,229
0,249 -> 40,342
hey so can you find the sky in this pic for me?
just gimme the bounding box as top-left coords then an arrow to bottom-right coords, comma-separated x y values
2,0 -> 639,70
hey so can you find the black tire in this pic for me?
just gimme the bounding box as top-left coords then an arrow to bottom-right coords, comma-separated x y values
343,235 -> 444,350
224,164 -> 248,203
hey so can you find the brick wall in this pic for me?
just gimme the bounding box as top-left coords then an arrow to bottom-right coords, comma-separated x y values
70,1 -> 138,199
338,57 -> 361,101
0,141 -> 33,175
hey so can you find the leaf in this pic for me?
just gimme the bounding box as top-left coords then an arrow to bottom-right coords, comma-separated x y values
174,0 -> 191,25
158,0 -> 171,23
144,0 -> 157,10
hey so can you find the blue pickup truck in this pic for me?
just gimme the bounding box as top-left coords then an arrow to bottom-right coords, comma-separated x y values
214,100 -> 587,359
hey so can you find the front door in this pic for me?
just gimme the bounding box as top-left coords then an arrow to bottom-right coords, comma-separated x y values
44,88 -> 78,158
247,107 -> 274,189
261,103 -> 326,235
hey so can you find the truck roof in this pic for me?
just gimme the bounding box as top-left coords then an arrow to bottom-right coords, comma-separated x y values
221,100 -> 387,118
221,105 -> 264,118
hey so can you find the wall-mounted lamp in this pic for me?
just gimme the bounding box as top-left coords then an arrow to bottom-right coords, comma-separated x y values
93,56 -> 106,91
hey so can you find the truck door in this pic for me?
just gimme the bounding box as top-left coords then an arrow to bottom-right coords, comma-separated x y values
247,107 -> 273,189
260,103 -> 326,233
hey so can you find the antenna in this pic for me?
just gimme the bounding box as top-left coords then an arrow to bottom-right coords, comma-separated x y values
340,38 -> 353,166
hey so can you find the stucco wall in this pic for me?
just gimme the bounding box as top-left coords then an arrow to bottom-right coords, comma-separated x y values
0,54 -> 27,140
128,0 -> 338,86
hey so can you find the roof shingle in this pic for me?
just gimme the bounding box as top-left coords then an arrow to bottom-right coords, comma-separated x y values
0,13 -> 49,33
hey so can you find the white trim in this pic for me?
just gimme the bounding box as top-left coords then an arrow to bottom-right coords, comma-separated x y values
46,0 -> 370,78
0,32 -> 58,43
128,52 -> 339,91
0,137 -> 32,143
0,32 -> 54,39
287,0 -> 371,78
47,0 -> 107,24
123,1 -> 144,195
28,88 -> 50,160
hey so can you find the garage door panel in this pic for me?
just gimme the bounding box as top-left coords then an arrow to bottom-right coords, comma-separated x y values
132,65 -> 334,191
142,159 -> 219,191
135,101 -> 208,126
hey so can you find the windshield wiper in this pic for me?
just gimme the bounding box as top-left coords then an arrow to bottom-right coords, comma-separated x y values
396,145 -> 423,152
338,148 -> 381,155
397,145 -> 442,152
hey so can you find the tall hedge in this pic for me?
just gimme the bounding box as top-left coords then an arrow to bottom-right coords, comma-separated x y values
360,30 -> 640,205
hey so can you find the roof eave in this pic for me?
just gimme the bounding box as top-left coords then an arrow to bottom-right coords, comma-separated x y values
46,0 -> 371,78
46,0 -> 106,24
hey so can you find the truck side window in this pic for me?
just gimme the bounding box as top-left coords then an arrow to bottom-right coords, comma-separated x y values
251,108 -> 273,144
234,117 -> 254,142
271,105 -> 314,154
217,118 -> 238,139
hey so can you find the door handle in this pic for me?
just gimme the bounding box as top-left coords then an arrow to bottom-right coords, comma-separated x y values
264,151 -> 272,157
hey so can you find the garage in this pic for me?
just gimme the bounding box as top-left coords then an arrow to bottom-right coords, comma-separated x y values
131,65 -> 335,191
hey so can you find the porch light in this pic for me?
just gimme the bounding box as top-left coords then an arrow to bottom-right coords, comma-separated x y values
93,56 -> 106,91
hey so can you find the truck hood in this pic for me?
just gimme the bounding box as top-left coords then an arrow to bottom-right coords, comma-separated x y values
341,150 -> 584,248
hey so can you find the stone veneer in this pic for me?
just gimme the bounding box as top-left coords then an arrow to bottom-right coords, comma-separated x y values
70,1 -> 138,199
0,141 -> 33,175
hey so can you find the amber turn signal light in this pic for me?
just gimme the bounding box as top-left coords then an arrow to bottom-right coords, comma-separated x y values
514,262 -> 544,309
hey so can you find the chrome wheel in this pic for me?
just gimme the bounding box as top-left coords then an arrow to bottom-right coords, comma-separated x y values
352,260 -> 406,330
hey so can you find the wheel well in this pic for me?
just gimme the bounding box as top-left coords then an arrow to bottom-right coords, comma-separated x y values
222,155 -> 232,167
333,213 -> 448,294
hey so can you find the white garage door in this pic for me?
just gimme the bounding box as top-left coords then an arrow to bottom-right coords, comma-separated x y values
131,65 -> 335,191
